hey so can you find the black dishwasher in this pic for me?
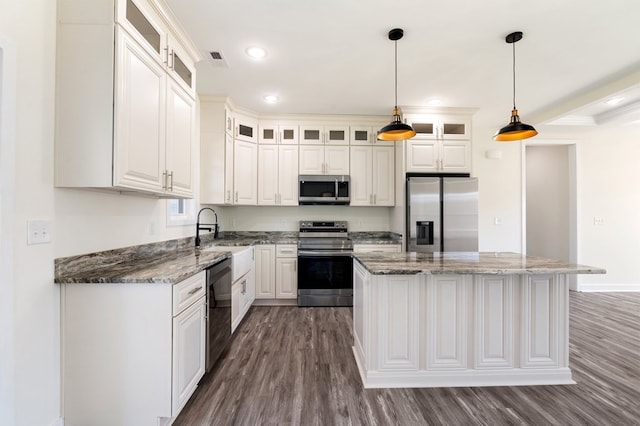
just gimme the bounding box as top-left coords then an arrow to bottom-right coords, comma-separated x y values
206,258 -> 232,372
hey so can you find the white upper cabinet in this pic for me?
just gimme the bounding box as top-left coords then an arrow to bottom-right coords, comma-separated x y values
350,125 -> 394,146
350,145 -> 394,206
113,28 -> 167,193
404,114 -> 471,140
200,99 -> 235,205
299,145 -> 349,175
299,124 -> 349,145
118,0 -> 196,96
165,78 -> 196,197
406,139 -> 471,173
233,113 -> 258,143
258,145 -> 299,206
56,0 -> 199,198
234,139 -> 258,205
404,110 -> 473,173
259,121 -> 299,144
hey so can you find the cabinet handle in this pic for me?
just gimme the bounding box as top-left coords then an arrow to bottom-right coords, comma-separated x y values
235,191 -> 238,203
374,194 -> 377,205
168,171 -> 174,191
188,286 -> 202,295
226,190 -> 231,202
242,279 -> 246,294
162,170 -> 168,190
169,49 -> 175,70
163,47 -> 169,66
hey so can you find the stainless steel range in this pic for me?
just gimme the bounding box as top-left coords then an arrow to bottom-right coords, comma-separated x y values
297,220 -> 353,307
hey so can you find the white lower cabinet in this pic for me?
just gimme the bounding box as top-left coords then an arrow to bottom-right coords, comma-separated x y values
231,252 -> 256,332
354,262 -> 572,388
172,294 -> 206,414
255,245 -> 276,298
255,244 -> 297,301
276,245 -> 298,299
61,271 -> 206,425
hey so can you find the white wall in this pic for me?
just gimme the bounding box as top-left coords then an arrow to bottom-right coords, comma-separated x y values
54,189 -> 195,257
472,126 -> 523,252
0,2 -> 60,424
473,122 -> 640,289
206,205 -> 392,232
576,125 -> 640,288
0,29 -> 17,426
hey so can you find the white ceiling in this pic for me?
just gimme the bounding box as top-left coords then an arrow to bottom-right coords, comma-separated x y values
166,0 -> 640,128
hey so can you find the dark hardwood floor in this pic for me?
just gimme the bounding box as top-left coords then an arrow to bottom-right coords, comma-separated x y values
175,292 -> 640,426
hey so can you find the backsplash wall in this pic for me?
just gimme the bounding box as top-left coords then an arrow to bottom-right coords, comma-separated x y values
206,205 -> 393,232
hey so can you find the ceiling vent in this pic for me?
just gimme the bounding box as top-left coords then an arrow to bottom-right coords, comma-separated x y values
207,50 -> 229,68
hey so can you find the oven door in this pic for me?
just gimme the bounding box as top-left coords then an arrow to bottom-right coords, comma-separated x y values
297,250 -> 353,306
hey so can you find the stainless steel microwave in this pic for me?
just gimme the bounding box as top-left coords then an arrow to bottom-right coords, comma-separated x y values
298,175 -> 350,205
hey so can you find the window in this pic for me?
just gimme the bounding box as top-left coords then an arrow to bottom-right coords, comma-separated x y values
166,199 -> 196,226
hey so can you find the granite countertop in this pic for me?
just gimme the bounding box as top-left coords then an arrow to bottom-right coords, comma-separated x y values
349,232 -> 402,245
55,248 -> 234,284
55,231 -> 403,285
354,251 -> 606,276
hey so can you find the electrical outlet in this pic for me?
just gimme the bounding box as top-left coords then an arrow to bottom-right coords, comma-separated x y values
27,220 -> 52,245
494,217 -> 503,226
593,217 -> 605,226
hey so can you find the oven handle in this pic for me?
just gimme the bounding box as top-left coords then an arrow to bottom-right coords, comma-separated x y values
298,250 -> 353,257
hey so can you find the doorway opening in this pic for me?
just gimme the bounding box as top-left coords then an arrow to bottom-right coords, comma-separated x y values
522,140 -> 580,290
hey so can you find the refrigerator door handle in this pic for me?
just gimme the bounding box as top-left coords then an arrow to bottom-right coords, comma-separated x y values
416,221 -> 434,245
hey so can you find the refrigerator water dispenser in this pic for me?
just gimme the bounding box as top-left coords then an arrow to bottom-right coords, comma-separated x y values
416,221 -> 434,245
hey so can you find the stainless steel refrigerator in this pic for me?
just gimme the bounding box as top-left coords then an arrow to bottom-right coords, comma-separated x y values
406,175 -> 478,252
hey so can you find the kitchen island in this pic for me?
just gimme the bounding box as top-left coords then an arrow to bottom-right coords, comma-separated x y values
352,252 -> 605,389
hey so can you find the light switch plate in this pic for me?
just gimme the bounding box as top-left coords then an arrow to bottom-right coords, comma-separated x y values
27,219 -> 52,245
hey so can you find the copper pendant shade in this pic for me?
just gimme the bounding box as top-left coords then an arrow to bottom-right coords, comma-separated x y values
378,28 -> 416,141
494,31 -> 538,142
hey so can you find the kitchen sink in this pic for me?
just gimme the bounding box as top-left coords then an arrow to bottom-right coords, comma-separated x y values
202,245 -> 252,281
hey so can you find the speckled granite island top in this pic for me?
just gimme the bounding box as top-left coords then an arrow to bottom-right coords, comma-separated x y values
353,251 -> 606,275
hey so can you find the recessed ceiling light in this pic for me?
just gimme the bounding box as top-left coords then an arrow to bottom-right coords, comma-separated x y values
264,95 -> 278,103
605,97 -> 624,106
246,46 -> 267,59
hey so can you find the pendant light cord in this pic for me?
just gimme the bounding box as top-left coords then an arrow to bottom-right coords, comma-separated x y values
512,39 -> 516,110
394,39 -> 398,108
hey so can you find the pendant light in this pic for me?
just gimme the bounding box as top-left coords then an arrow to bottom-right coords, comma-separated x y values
378,28 -> 416,141
494,31 -> 538,142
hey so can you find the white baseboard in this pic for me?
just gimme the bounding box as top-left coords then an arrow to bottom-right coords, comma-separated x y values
579,283 -> 640,292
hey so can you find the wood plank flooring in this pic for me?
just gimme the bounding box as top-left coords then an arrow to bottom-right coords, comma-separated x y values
174,292 -> 640,425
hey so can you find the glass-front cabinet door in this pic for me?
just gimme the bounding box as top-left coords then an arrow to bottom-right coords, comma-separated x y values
118,0 -> 166,64
167,34 -> 196,96
300,124 -> 349,145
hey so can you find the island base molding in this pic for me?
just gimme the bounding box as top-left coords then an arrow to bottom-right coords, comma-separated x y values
353,260 -> 574,389
353,346 -> 574,388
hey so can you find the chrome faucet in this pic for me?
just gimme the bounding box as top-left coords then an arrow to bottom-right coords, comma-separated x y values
195,207 -> 219,248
